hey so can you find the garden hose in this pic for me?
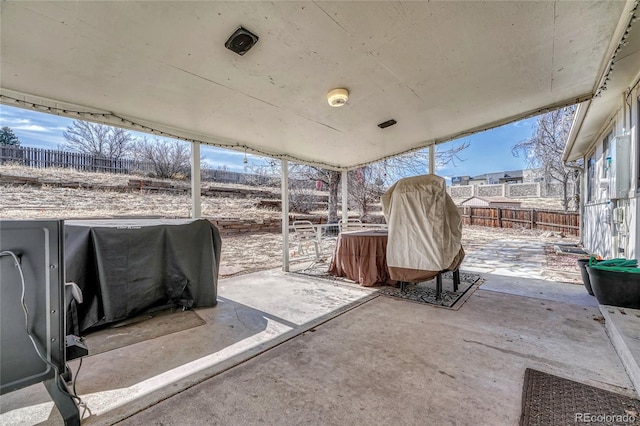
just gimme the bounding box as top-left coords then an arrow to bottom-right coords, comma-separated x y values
588,257 -> 640,274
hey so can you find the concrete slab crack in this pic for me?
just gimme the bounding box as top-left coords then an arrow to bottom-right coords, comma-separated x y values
463,338 -> 563,368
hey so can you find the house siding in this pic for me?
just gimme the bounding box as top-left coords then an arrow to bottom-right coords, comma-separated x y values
581,76 -> 640,259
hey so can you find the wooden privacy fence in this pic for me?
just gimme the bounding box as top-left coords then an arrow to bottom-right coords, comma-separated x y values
0,146 -> 154,174
459,206 -> 579,236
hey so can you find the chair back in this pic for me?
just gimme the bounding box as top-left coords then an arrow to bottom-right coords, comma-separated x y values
293,220 -> 318,241
338,218 -> 363,232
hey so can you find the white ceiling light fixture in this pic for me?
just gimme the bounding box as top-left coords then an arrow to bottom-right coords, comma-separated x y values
327,88 -> 349,107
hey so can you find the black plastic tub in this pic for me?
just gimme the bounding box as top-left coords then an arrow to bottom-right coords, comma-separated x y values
577,259 -> 594,296
585,266 -> 640,309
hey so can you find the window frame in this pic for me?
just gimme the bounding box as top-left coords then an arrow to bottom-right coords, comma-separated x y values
602,130 -> 613,180
587,151 -> 596,202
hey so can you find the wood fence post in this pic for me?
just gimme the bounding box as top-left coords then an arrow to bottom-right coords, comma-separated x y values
530,209 -> 535,230
497,207 -> 502,228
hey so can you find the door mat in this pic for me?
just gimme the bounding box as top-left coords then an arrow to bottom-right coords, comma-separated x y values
83,308 -> 206,355
520,368 -> 640,426
376,272 -> 481,308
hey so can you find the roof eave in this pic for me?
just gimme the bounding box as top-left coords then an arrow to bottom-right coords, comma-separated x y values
562,100 -> 591,162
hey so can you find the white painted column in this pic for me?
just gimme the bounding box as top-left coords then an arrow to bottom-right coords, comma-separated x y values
281,160 -> 290,272
429,144 -> 435,175
341,170 -> 348,224
190,142 -> 201,218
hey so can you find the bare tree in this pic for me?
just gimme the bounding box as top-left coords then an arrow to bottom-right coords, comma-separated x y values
372,142 -> 469,187
344,142 -> 469,218
133,137 -> 191,179
248,142 -> 469,223
348,167 -> 385,221
248,141 -> 469,222
278,164 -> 342,221
247,161 -> 342,221
512,106 -> 580,211
63,120 -> 133,159
305,168 -> 341,222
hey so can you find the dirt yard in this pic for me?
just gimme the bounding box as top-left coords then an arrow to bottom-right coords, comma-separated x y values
219,225 -> 583,283
1,165 -> 584,281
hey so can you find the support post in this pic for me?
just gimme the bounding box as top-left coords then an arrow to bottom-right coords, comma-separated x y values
341,170 -> 348,224
429,144 -> 435,175
190,142 -> 201,218
281,160 -> 290,272
579,161 -> 585,243
530,209 -> 535,230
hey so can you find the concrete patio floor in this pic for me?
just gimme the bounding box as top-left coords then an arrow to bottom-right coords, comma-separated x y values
0,241 -> 638,425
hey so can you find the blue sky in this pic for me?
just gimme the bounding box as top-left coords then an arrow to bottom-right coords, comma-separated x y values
0,104 -> 536,177
436,117 -> 537,179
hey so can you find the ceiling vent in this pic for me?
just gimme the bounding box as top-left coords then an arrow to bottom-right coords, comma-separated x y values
225,27 -> 259,56
378,119 -> 397,129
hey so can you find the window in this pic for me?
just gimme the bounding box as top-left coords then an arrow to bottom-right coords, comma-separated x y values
602,130 -> 613,180
587,152 -> 596,201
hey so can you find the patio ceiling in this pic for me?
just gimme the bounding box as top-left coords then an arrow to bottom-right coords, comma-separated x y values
0,1 -> 631,170
564,1 -> 640,161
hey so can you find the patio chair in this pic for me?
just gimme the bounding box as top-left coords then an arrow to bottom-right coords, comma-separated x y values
338,218 -> 363,232
292,220 -> 322,261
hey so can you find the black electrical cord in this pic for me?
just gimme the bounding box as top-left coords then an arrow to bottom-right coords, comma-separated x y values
72,357 -> 92,418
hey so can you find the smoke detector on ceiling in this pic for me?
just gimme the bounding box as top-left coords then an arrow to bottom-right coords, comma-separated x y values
327,88 -> 349,107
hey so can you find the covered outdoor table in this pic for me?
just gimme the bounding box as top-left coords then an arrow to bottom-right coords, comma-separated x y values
328,229 -> 396,287
64,218 -> 221,334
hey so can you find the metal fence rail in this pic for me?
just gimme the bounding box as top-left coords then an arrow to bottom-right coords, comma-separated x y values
0,146 -> 154,174
1,146 -> 320,188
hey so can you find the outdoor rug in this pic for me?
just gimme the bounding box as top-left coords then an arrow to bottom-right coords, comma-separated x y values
520,368 -> 640,426
376,271 -> 481,308
291,260 -> 357,285
83,307 -> 206,355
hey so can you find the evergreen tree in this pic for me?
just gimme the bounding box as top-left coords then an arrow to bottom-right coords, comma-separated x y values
0,126 -> 21,146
